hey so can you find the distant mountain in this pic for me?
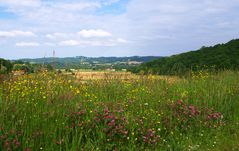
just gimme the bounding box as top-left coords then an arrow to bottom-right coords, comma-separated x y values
16,56 -> 161,70
131,39 -> 239,75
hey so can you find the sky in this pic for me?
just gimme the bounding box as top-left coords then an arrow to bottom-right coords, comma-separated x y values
0,0 -> 239,59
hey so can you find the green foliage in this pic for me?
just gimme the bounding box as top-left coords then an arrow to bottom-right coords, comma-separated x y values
132,39 -> 239,75
0,58 -> 55,74
46,64 -> 54,71
0,58 -> 13,74
0,65 -> 7,74
13,64 -> 29,72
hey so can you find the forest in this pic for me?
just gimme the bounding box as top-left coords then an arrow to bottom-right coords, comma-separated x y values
131,39 -> 239,75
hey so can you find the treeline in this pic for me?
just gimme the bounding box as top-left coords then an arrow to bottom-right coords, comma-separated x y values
0,58 -> 53,74
130,39 -> 239,75
19,56 -> 160,64
18,56 -> 161,69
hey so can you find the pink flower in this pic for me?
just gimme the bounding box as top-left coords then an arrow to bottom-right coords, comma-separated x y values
189,105 -> 195,110
14,139 -> 21,148
108,119 -> 115,126
177,100 -> 183,105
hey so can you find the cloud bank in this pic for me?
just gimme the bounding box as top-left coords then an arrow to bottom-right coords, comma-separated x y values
0,0 -> 239,59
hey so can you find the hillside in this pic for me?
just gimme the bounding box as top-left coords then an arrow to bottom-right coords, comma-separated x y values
131,39 -> 239,75
17,56 -> 161,70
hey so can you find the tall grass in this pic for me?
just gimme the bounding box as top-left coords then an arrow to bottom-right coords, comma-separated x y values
0,71 -> 239,150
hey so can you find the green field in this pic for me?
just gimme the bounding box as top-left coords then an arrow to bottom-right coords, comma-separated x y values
0,71 -> 239,150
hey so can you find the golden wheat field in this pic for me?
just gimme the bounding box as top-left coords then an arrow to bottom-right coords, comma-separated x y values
72,71 -> 179,83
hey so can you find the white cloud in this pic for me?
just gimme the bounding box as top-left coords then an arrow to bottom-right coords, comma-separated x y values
44,42 -> 56,46
58,37 -> 127,47
0,30 -> 35,38
78,29 -> 112,38
59,40 -> 80,46
54,2 -> 101,11
59,40 -> 111,47
45,34 -> 55,39
47,30 -> 112,39
0,0 -> 41,7
89,41 -> 116,46
45,33 -> 71,39
0,1 -> 101,23
116,38 -> 128,43
16,42 -> 39,47
1,0 -> 239,58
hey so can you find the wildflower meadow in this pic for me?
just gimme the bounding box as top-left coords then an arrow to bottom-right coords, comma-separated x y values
0,71 -> 239,150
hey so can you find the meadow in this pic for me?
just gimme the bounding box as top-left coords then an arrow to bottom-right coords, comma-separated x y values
0,70 -> 239,150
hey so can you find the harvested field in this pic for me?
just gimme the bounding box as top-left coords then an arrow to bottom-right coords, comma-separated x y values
74,71 -> 180,83
75,71 -> 136,80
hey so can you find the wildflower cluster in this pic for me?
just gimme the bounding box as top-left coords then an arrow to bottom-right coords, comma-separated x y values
1,72 -> 75,103
132,117 -> 161,146
0,128 -> 23,151
191,65 -> 213,80
163,100 -> 224,132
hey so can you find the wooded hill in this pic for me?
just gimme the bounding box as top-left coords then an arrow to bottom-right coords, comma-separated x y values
1,56 -> 161,73
17,56 -> 161,70
130,39 -> 239,75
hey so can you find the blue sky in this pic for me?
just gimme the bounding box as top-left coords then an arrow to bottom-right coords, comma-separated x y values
0,0 -> 239,59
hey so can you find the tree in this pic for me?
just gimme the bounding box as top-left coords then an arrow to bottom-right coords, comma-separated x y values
0,65 -> 7,74
0,58 -> 13,74
46,64 -> 54,71
13,64 -> 31,73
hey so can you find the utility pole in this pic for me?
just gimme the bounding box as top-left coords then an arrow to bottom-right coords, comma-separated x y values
42,52 -> 46,71
52,50 -> 55,70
